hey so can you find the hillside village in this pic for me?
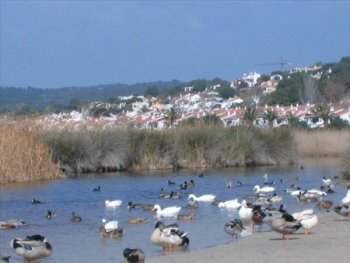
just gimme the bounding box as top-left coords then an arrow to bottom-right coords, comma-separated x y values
34,63 -> 350,131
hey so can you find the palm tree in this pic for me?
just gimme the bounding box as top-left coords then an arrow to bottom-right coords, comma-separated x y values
243,107 -> 257,126
262,110 -> 278,128
312,103 -> 332,127
165,107 -> 178,126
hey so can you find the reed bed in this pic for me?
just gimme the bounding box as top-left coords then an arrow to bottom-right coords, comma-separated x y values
293,129 -> 350,157
342,147 -> 350,179
0,123 -> 64,183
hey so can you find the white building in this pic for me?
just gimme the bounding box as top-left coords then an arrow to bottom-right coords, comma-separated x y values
242,72 -> 261,87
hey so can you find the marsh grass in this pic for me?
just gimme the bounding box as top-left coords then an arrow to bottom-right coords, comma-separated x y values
294,129 -> 350,157
0,123 -> 64,183
342,147 -> 350,179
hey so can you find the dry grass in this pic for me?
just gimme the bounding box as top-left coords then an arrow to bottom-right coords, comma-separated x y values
0,123 -> 64,183
294,129 -> 350,157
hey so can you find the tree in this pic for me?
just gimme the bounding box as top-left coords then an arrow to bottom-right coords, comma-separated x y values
312,103 -> 332,127
243,107 -> 257,126
218,87 -> 235,99
200,114 -> 223,126
262,110 -> 278,128
144,85 -> 159,97
165,108 -> 178,126
302,75 -> 320,104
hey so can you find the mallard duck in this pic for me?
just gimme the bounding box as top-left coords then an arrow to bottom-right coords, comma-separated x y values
167,180 -> 176,186
31,198 -> 41,204
105,199 -> 122,208
188,194 -> 216,202
270,193 -> 283,203
127,218 -> 149,224
152,204 -> 181,218
46,210 -> 55,219
71,211 -> 82,222
150,222 -> 189,254
127,202 -> 144,210
10,235 -> 52,260
123,248 -> 145,263
0,219 -> 26,229
269,215 -> 302,240
99,226 -> 124,238
142,204 -> 155,211
218,198 -> 241,209
224,219 -> 244,240
316,200 -> 333,212
177,211 -> 194,221
334,204 -> 350,220
0,255 -> 10,263
93,186 -> 101,192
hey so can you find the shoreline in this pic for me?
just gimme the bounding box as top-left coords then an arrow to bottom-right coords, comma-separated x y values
147,212 -> 350,263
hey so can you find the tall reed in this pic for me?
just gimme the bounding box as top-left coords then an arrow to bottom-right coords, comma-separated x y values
0,123 -> 64,183
293,129 -> 350,157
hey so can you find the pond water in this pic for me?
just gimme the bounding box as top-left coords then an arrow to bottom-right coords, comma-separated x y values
0,159 -> 347,263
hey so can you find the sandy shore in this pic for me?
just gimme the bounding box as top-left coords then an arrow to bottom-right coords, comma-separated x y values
147,212 -> 350,263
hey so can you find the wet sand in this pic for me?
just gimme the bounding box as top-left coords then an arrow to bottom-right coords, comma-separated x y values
148,212 -> 350,263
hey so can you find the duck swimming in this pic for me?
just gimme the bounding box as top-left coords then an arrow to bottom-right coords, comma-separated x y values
152,204 -> 181,218
31,198 -> 41,204
188,194 -> 216,203
105,199 -> 122,208
0,219 -> 26,229
10,235 -> 52,261
71,211 -> 82,222
123,248 -> 145,263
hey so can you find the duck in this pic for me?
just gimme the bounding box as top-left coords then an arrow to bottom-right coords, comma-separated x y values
102,218 -> 119,231
226,180 -> 232,188
186,180 -> 195,188
263,180 -> 274,186
224,219 -> 245,240
334,204 -> 350,220
268,215 -> 302,240
127,218 -> 149,224
123,248 -> 145,263
316,200 -> 333,212
198,172 -> 204,178
177,211 -> 194,221
270,193 -> 283,203
46,210 -> 55,219
99,226 -> 124,238
253,185 -> 276,193
71,211 -> 82,222
150,222 -> 189,254
10,235 -> 52,261
31,198 -> 41,204
142,204 -> 155,211
185,199 -> 199,209
292,208 -> 315,221
218,198 -> 241,209
128,201 -> 144,210
188,194 -> 216,203
341,188 -> 350,205
105,199 -> 122,208
93,186 -> 101,192
322,177 -> 333,188
238,200 -> 253,226
167,180 -> 176,186
262,173 -> 268,182
0,255 -> 10,263
152,204 -> 181,218
0,219 -> 26,229
300,213 -> 318,235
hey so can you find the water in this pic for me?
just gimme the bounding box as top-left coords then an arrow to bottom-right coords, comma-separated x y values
0,160 -> 347,263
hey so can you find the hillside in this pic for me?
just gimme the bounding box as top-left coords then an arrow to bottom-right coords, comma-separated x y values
0,80 -> 183,113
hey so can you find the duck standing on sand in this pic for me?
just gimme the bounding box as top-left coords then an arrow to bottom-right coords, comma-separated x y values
334,204 -> 350,220
150,222 -> 189,254
224,219 -> 245,240
10,235 -> 52,261
123,248 -> 145,263
268,214 -> 302,240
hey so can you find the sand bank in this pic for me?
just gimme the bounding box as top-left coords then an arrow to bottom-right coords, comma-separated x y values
148,212 -> 350,263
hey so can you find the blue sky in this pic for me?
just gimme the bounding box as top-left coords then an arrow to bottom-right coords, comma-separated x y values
1,1 -> 349,88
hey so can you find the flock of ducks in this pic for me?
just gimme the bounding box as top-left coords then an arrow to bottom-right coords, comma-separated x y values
1,171 -> 350,262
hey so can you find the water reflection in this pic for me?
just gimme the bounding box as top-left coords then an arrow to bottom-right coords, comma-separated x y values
0,160 -> 347,263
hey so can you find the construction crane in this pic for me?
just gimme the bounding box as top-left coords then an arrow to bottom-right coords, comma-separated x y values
255,57 -> 291,71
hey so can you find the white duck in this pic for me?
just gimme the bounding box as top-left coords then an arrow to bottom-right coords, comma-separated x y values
238,200 -> 253,225
152,204 -> 181,217
253,185 -> 275,193
322,177 -> 333,187
218,198 -> 241,209
300,213 -> 318,235
102,218 -> 119,232
105,200 -> 122,208
341,188 -> 350,205
188,194 -> 216,203
292,208 -> 315,221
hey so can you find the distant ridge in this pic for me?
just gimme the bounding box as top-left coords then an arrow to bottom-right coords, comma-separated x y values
0,80 -> 183,112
